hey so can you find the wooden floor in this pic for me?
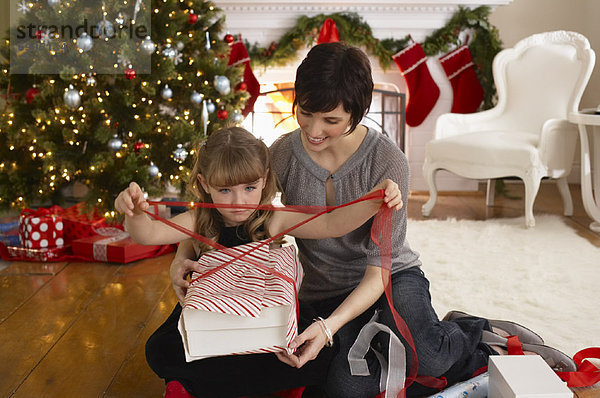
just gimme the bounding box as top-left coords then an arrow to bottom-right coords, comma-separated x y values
1,182 -> 599,398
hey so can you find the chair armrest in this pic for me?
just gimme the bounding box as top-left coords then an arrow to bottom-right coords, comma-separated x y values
434,107 -> 504,140
538,118 -> 578,175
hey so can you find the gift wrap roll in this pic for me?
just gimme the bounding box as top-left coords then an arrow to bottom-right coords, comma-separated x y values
426,372 -> 488,398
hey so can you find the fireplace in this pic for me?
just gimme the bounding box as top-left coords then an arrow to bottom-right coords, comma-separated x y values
215,0 -> 512,191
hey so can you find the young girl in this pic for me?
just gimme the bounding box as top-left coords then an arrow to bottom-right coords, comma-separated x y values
114,126 -> 402,397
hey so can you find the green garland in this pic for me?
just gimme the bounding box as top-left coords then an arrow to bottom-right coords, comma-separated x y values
246,6 -> 502,109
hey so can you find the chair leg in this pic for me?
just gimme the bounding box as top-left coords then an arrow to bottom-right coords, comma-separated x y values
422,164 -> 438,217
556,177 -> 573,216
523,175 -> 542,228
486,179 -> 495,207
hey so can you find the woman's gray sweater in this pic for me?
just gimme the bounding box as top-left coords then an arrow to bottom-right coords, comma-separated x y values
270,128 -> 421,302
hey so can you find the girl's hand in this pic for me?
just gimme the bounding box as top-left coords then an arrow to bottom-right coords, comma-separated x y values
275,321 -> 329,368
372,179 -> 402,211
114,182 -> 149,217
170,258 -> 203,304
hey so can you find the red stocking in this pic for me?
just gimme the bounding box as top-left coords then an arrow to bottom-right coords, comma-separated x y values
439,45 -> 484,113
393,42 -> 440,127
317,18 -> 339,44
228,36 -> 261,116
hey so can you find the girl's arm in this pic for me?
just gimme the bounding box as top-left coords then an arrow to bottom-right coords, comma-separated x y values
268,179 -> 401,239
114,182 -> 195,245
276,265 -> 384,368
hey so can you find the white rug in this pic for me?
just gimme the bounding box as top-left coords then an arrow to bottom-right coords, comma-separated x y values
407,214 -> 600,357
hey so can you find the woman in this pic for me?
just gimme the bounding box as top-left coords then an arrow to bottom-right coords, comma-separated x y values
168,42 -> 566,397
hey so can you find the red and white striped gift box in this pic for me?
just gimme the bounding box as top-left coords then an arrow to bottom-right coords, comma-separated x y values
179,240 -> 303,362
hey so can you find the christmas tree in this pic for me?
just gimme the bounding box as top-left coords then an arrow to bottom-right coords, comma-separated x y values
0,0 -> 249,217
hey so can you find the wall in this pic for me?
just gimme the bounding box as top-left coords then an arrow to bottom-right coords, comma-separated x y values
489,0 -> 600,186
490,0 -> 599,109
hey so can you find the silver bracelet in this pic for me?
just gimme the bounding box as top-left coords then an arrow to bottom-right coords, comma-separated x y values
314,317 -> 334,347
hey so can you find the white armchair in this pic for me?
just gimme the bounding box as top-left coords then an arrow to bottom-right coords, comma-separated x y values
422,31 -> 596,227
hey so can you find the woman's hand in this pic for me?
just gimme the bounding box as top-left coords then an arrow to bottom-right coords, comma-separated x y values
114,181 -> 149,216
170,258 -> 199,304
170,239 -> 202,304
275,321 -> 329,368
372,179 -> 402,210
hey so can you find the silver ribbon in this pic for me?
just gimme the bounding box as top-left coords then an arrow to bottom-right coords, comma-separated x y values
348,310 -> 406,398
92,227 -> 129,262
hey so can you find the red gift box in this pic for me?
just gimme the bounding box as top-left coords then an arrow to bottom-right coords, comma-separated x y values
59,202 -> 108,243
71,227 -> 172,263
19,207 -> 64,249
4,244 -> 71,262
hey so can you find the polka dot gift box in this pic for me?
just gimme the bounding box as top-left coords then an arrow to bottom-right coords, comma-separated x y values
19,207 -> 64,249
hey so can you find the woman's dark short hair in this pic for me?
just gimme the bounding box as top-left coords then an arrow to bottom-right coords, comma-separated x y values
294,42 -> 374,133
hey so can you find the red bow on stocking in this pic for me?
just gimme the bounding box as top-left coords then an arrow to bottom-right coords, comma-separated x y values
317,18 -> 339,44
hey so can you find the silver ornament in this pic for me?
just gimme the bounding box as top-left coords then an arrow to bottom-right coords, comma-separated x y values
162,43 -> 176,59
148,162 -> 159,177
115,12 -> 125,25
232,109 -> 243,123
176,41 -> 184,51
173,144 -> 188,163
47,0 -> 60,7
161,85 -> 173,100
63,85 -> 81,109
213,75 -> 231,95
96,20 -> 115,39
86,75 -> 97,86
205,31 -> 211,51
141,36 -> 156,55
190,91 -> 203,104
108,134 -> 123,151
202,100 -> 209,136
205,99 -> 215,113
76,32 -> 93,52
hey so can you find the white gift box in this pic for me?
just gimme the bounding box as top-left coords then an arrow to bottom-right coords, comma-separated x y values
488,355 -> 572,398
179,240 -> 303,362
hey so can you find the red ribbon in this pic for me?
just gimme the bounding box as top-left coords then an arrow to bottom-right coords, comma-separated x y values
21,205 -> 63,218
505,335 -> 600,388
556,347 -> 600,387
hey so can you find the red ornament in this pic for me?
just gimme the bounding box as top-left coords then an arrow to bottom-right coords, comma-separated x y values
125,66 -> 136,80
36,30 -> 42,40
25,87 -> 39,104
134,140 -> 145,152
224,34 -> 235,44
236,81 -> 247,92
217,108 -> 228,120
188,10 -> 198,24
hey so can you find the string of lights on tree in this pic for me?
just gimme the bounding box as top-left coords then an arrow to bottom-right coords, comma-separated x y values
0,0 -> 249,217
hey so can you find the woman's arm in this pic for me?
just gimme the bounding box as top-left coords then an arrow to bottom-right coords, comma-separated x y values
114,182 -> 194,245
276,265 -> 384,368
268,179 -> 402,239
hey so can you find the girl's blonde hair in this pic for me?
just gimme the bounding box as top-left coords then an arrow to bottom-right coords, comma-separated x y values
188,126 -> 280,254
